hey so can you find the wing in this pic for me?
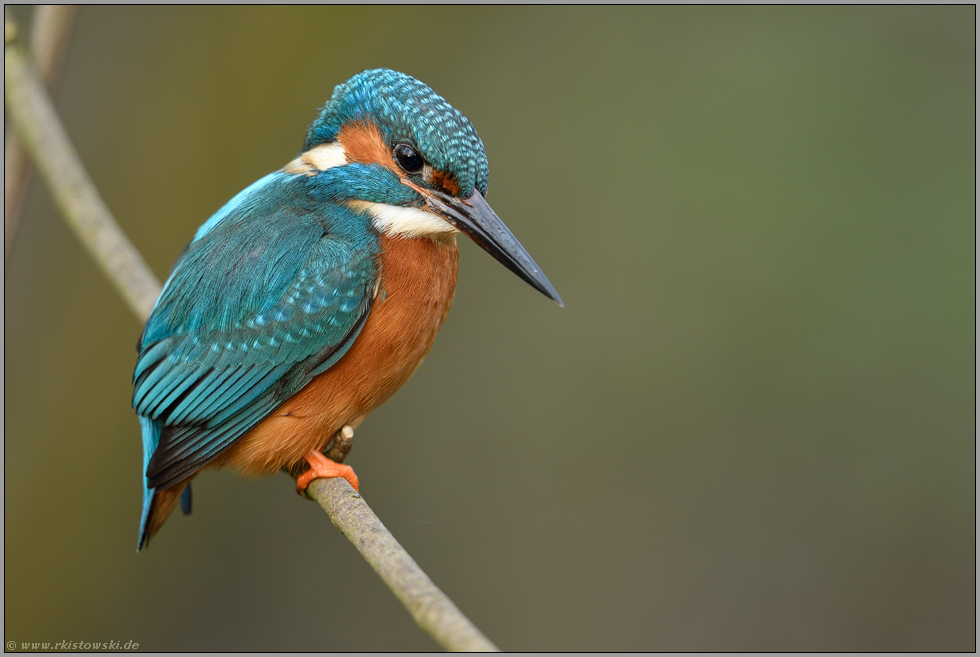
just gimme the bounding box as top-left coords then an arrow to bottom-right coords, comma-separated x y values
133,176 -> 378,491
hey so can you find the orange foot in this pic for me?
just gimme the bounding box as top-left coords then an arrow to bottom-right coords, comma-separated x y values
296,449 -> 360,495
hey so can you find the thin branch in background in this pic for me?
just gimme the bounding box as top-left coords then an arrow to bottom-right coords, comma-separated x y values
4,9 -> 160,320
5,4 -> 76,268
3,12 -> 500,652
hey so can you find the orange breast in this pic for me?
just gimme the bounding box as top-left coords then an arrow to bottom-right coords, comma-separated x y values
217,233 -> 459,476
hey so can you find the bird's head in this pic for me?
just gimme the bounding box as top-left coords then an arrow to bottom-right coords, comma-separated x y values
295,68 -> 561,305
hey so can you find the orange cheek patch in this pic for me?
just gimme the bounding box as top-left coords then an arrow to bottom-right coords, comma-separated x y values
429,169 -> 460,196
338,121 -> 461,197
338,121 -> 396,170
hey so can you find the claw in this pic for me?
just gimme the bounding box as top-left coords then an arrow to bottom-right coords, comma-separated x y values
296,449 -> 359,494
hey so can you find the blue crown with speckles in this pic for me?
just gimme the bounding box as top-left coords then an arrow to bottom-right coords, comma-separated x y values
304,69 -> 489,197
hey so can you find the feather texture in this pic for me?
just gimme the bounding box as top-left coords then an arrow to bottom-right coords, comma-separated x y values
130,68 -> 552,551
135,172 -> 379,547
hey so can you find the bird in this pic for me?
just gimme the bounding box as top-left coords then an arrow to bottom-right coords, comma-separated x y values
131,68 -> 561,550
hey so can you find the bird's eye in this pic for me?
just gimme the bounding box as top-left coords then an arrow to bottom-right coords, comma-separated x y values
394,144 -> 424,174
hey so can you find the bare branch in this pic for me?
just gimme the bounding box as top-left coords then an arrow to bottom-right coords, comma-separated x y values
3,12 -> 499,652
308,477 -> 500,652
4,9 -> 161,320
5,5 -> 76,267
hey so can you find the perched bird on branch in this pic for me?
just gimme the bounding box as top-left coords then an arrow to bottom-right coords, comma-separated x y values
132,69 -> 561,550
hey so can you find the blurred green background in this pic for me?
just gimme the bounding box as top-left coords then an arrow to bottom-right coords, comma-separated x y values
4,6 -> 974,651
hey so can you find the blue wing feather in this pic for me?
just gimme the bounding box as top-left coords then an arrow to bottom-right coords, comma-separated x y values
134,172 -> 379,495
137,415 -> 162,550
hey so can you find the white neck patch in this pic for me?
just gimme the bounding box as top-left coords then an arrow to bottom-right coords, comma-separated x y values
282,142 -> 348,175
304,142 -> 347,170
347,200 -> 457,239
286,142 -> 457,239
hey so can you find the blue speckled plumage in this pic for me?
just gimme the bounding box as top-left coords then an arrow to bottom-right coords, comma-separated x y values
133,68 -> 560,551
134,174 -> 379,545
304,69 -> 489,197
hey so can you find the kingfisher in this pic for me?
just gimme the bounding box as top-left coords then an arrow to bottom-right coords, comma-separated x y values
132,69 -> 561,550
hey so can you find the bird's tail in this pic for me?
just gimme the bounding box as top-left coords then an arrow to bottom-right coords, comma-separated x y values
138,485 -> 189,551
137,417 -> 192,551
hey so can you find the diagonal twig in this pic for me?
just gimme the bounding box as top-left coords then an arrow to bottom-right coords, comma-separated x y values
4,8 -> 160,318
3,11 -> 499,653
5,4 -> 76,267
308,478 -> 499,652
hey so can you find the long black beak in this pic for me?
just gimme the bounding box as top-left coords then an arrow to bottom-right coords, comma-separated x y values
424,189 -> 563,306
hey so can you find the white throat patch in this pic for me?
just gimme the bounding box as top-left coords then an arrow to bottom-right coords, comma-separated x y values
285,142 -> 457,239
348,200 -> 457,239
